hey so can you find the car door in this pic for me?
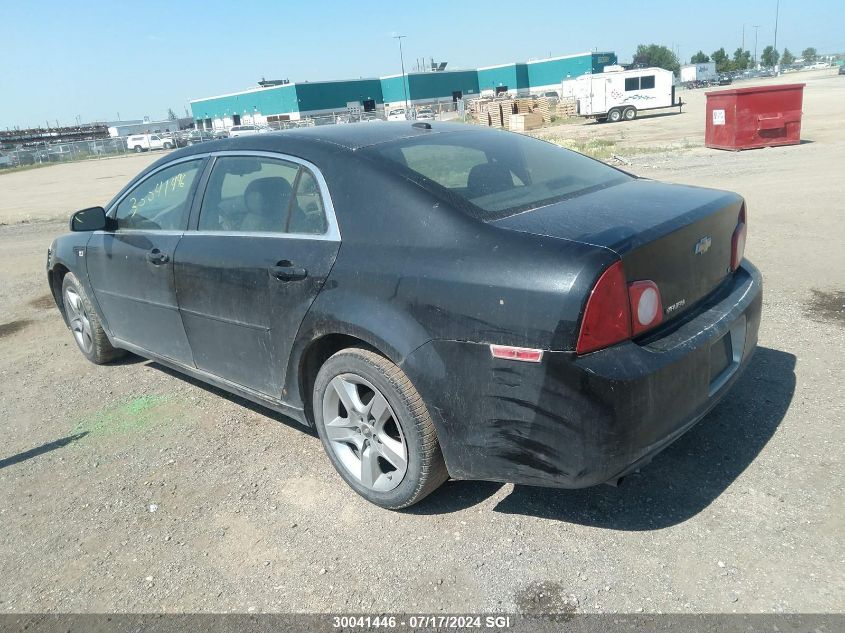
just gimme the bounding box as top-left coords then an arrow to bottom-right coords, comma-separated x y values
174,152 -> 340,398
86,157 -> 206,365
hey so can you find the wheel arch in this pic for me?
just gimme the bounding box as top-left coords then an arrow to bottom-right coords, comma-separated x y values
48,263 -> 71,324
292,329 -> 396,426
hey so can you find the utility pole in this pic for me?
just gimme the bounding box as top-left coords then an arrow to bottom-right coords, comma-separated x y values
742,24 -> 745,50
753,25 -> 761,66
774,0 -> 780,57
393,35 -> 409,111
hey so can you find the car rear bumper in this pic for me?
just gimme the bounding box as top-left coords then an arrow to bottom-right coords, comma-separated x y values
401,261 -> 763,488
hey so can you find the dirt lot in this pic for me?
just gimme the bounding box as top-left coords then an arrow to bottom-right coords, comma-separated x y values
0,70 -> 842,614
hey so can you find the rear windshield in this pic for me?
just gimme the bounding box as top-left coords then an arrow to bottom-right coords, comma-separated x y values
363,130 -> 631,220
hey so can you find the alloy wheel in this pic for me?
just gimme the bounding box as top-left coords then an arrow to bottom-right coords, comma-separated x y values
321,373 -> 408,492
64,287 -> 93,354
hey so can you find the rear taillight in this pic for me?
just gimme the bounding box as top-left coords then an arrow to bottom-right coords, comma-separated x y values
576,261 -> 631,355
628,280 -> 663,336
577,262 -> 665,354
731,205 -> 747,271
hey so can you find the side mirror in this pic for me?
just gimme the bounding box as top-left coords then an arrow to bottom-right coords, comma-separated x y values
70,206 -> 108,232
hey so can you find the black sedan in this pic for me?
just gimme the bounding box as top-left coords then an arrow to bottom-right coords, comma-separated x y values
48,123 -> 762,509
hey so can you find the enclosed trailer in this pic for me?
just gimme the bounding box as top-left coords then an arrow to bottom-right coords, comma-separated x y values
561,67 -> 681,122
680,62 -> 717,84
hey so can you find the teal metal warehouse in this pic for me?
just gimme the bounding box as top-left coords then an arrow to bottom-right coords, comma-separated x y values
190,51 -> 616,128
190,79 -> 383,129
380,69 -> 480,108
478,52 -> 617,96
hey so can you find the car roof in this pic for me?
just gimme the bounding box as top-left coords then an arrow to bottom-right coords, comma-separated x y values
173,121 -> 486,154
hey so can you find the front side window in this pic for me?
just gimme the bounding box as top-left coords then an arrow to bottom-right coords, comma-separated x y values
197,155 -> 328,235
624,77 -> 639,91
364,131 -> 630,221
114,159 -> 202,230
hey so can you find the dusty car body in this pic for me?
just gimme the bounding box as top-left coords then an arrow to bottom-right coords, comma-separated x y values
47,122 -> 762,508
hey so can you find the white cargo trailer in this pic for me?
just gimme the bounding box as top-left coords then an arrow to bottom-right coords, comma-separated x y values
680,62 -> 717,84
561,67 -> 681,122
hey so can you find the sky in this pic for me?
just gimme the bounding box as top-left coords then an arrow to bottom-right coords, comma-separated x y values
0,0 -> 839,129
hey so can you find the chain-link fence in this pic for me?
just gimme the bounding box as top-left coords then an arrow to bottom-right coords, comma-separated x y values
0,102 -> 467,171
260,100 -> 462,130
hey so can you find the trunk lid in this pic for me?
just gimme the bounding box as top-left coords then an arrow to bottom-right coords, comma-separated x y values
492,179 -> 743,321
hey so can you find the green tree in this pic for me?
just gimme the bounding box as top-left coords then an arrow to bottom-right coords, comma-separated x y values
761,46 -> 780,68
733,48 -> 752,70
781,48 -> 795,66
690,50 -> 710,63
711,47 -> 734,73
633,44 -> 680,74
801,47 -> 817,62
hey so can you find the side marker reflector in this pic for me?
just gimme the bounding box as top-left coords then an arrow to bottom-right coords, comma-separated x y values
490,345 -> 544,363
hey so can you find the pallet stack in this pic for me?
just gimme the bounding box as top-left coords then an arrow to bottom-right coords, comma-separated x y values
515,98 -> 535,114
555,97 -> 577,119
535,97 -> 553,123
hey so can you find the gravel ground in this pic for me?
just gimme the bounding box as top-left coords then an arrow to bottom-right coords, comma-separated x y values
0,71 -> 842,615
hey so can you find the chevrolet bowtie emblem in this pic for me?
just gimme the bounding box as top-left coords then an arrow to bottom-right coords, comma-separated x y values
694,236 -> 712,255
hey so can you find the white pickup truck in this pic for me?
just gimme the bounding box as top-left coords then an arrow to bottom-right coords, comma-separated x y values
125,134 -> 174,152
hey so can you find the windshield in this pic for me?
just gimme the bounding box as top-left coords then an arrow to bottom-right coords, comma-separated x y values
364,130 -> 631,221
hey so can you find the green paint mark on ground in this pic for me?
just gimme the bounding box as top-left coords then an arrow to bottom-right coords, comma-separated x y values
73,395 -> 172,436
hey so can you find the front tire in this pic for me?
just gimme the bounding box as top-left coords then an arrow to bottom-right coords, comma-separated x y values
61,272 -> 125,365
313,348 -> 448,509
608,108 -> 622,122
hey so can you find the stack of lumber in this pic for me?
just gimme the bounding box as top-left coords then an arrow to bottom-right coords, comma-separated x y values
509,112 -> 544,132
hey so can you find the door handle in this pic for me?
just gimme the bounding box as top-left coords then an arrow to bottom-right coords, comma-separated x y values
269,261 -> 308,282
146,249 -> 169,265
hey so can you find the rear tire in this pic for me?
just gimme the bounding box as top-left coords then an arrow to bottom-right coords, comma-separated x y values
623,106 -> 637,120
61,272 -> 125,365
608,108 -> 622,123
133,146 -> 142,153
313,348 -> 448,509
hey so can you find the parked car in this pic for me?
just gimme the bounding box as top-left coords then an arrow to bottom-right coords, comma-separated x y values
44,144 -> 77,161
415,106 -> 435,121
718,74 -> 733,85
48,122 -> 761,510
386,107 -> 407,121
839,65 -> 845,75
540,90 -> 560,104
125,134 -> 174,152
0,152 -> 11,168
228,124 -> 265,137
184,130 -> 217,145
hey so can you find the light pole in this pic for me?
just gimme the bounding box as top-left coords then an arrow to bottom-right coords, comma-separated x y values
774,0 -> 780,66
753,25 -> 761,67
393,34 -> 409,111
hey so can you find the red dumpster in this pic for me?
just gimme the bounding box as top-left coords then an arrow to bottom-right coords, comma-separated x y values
705,83 -> 805,150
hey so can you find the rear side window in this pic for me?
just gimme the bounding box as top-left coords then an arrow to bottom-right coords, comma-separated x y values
640,75 -> 656,89
365,131 -> 630,220
197,155 -> 327,234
